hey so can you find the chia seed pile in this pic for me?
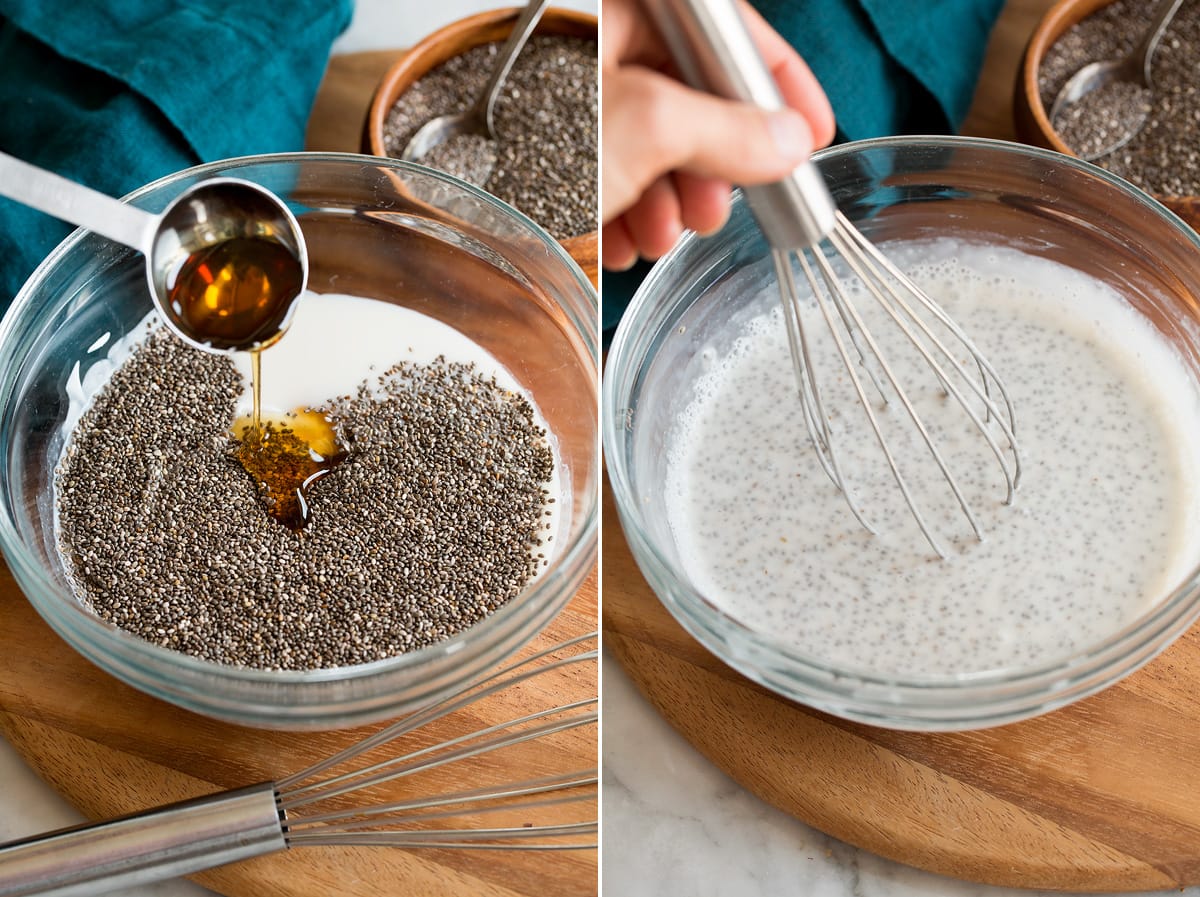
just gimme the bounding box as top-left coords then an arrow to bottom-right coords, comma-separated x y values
1039,0 -> 1200,195
383,34 -> 597,240
54,326 -> 556,670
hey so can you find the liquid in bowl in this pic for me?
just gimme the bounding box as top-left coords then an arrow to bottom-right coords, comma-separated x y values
54,291 -> 563,670
663,239 -> 1200,679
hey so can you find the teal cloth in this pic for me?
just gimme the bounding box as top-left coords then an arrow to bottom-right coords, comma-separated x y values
601,0 -> 1005,335
0,0 -> 353,307
758,0 -> 1005,141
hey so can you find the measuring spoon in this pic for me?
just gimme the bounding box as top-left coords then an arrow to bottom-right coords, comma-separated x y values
400,0 -> 551,164
1049,0 -> 1184,161
0,150 -> 307,352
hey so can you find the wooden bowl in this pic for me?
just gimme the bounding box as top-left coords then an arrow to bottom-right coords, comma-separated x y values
366,7 -> 598,285
1015,0 -> 1200,229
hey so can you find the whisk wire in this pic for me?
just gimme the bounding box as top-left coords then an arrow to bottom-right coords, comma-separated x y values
778,210 -> 1027,555
825,228 -> 986,544
287,772 -> 598,831
835,213 -> 1023,497
279,705 -> 597,810
276,633 -> 596,793
292,821 -> 598,850
782,250 -> 878,536
840,215 -> 1020,438
797,241 -> 955,555
777,254 -> 842,484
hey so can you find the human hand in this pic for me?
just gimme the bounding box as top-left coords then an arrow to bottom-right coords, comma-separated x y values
601,0 -> 836,270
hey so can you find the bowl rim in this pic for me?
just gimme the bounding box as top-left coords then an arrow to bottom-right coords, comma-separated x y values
0,150 -> 599,690
603,133 -> 1200,725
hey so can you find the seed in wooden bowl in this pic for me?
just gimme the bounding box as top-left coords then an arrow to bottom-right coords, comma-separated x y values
383,34 -> 598,241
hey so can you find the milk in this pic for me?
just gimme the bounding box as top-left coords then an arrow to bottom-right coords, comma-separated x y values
664,240 -> 1200,677
63,291 -> 564,551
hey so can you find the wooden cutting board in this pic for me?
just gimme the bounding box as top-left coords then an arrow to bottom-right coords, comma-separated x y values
0,562 -> 597,897
0,50 -> 597,897
603,479 -> 1200,892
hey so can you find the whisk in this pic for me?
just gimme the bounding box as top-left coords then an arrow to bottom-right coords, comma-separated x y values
643,0 -> 1023,556
0,633 -> 596,897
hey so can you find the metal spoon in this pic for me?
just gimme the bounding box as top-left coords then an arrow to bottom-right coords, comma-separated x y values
400,0 -> 551,164
0,150 -> 307,352
1048,0 -> 1184,161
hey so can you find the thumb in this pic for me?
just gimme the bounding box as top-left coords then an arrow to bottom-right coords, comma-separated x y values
602,67 -> 814,223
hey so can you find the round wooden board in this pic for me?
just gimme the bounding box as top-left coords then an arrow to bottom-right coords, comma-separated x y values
0,560 -> 597,897
603,482 -> 1200,892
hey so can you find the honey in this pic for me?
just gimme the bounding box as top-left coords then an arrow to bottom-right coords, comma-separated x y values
165,235 -> 302,352
232,408 -> 348,531
166,233 -> 343,529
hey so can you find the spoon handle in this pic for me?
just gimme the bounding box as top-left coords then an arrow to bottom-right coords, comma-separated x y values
0,151 -> 155,253
474,0 -> 552,136
1135,0 -> 1185,86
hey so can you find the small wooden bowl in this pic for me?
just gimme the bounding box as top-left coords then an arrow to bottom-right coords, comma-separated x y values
1015,0 -> 1200,229
366,7 -> 598,284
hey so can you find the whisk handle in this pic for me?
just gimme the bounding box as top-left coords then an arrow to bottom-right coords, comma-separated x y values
0,783 -> 285,897
640,0 -> 836,248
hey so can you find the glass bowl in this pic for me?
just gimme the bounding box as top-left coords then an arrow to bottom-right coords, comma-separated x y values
604,135 -> 1200,731
0,152 -> 598,730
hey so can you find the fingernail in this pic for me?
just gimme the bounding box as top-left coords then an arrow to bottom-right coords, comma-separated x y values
766,111 -> 812,162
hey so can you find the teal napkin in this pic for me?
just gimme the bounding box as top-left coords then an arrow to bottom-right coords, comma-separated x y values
0,0 -> 353,307
757,0 -> 1005,141
602,0 -> 1005,335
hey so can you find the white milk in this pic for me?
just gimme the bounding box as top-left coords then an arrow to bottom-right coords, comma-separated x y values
63,291 -> 563,550
664,240 -> 1200,677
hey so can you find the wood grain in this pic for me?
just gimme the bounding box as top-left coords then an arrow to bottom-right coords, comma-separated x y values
603,1 -> 1200,891
0,559 -> 597,897
0,49 -> 597,897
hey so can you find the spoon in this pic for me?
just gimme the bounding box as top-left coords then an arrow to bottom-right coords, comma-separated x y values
0,150 -> 307,352
1048,0 -> 1185,161
400,0 -> 551,164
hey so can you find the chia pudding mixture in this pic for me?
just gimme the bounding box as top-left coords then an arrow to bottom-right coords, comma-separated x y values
54,296 -> 557,671
664,240 -> 1200,678
383,35 -> 598,240
1039,0 -> 1200,194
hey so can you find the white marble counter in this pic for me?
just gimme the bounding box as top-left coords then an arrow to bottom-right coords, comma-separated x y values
602,648 -> 1200,897
0,3 -> 595,897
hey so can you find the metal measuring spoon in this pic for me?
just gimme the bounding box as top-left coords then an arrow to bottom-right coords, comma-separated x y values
400,0 -> 551,165
0,150 -> 307,352
1048,0 -> 1185,161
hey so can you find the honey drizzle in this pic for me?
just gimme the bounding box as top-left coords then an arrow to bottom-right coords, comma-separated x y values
233,408 -> 348,531
250,348 -> 263,431
166,233 -> 346,530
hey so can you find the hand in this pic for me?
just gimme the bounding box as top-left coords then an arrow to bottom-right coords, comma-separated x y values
601,0 -> 836,270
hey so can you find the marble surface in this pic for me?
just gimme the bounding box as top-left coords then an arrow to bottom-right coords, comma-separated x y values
0,3 -> 595,897
602,648 -> 1200,896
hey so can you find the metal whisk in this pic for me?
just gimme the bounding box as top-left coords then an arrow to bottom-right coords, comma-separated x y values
643,0 -> 1022,556
0,633 -> 596,897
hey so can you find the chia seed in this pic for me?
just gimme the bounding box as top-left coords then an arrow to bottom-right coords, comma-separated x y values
54,327 -> 556,671
1039,0 -> 1200,196
383,34 -> 598,241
